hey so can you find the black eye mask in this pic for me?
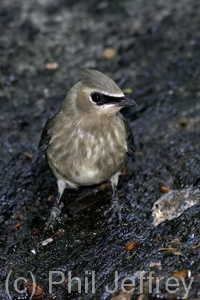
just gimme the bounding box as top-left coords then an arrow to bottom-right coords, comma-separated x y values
91,92 -> 136,107
91,92 -> 125,106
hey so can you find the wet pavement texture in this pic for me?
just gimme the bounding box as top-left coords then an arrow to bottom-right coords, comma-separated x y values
0,0 -> 200,299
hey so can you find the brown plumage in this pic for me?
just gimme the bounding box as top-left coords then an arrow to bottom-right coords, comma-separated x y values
39,69 -> 136,228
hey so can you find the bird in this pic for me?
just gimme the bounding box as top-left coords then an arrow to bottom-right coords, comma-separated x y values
38,69 -> 136,228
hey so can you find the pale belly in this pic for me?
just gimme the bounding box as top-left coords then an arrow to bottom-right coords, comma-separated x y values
48,143 -> 127,187
47,117 -> 128,186
71,157 -> 126,186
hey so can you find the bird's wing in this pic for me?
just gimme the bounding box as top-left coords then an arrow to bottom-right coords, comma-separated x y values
118,112 -> 135,156
38,113 -> 57,150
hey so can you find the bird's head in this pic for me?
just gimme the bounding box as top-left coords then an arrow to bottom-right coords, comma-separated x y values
63,69 -> 136,116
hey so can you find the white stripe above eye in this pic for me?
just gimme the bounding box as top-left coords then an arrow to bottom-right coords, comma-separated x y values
99,92 -> 125,97
84,87 -> 124,98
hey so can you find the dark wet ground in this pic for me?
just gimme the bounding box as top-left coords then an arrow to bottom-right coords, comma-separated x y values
0,0 -> 200,299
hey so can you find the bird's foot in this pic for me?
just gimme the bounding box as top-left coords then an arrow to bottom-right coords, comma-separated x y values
104,196 -> 121,223
44,202 -> 65,231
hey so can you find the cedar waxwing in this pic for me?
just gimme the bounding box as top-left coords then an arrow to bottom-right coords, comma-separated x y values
39,69 -> 136,228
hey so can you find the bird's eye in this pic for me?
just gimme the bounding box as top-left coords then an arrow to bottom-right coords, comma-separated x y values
91,92 -> 102,103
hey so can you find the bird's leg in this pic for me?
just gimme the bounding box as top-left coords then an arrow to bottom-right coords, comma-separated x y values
104,173 -> 122,223
45,180 -> 66,230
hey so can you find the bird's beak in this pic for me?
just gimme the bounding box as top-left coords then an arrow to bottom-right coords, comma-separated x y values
114,97 -> 137,107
